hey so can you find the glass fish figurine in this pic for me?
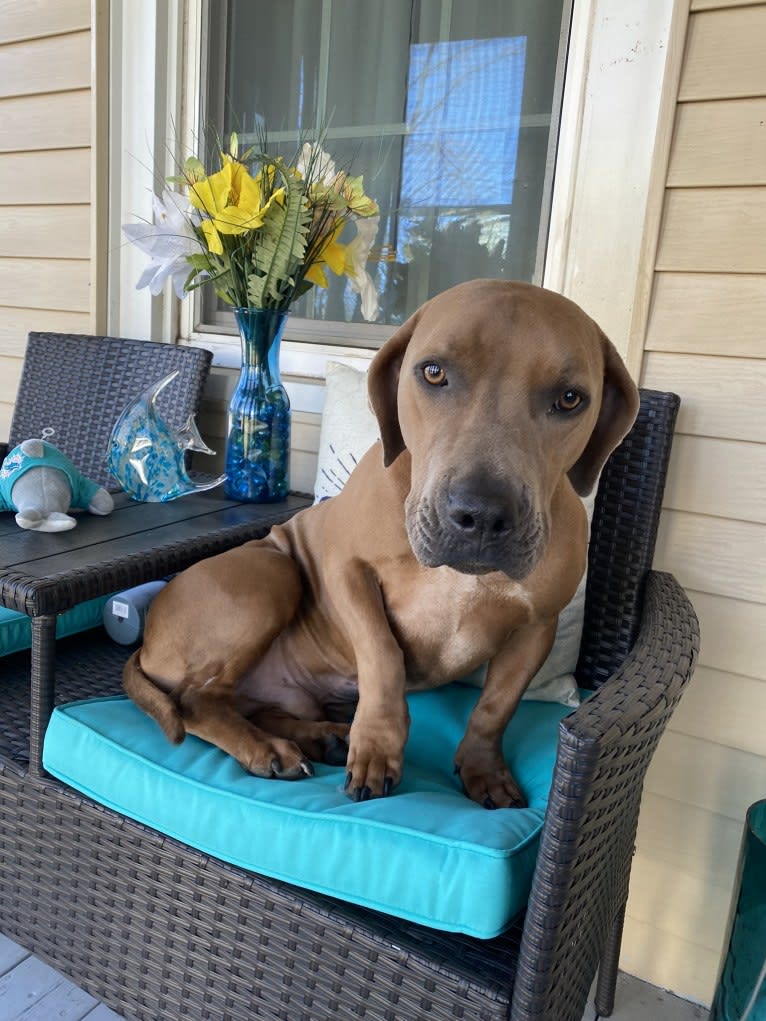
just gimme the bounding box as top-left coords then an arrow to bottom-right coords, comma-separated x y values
107,371 -> 225,502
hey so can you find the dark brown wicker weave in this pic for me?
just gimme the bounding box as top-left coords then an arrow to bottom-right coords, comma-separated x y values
1,331 -> 214,489
0,387 -> 699,1021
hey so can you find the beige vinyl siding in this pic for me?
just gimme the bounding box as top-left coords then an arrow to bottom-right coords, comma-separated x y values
644,352 -> 766,441
656,188 -> 766,273
0,0 -> 90,42
0,90 -> 91,151
666,98 -> 766,186
627,0 -> 766,1003
0,0 -> 94,441
0,29 -> 90,96
645,273 -> 765,357
0,206 -> 91,259
691,0 -> 762,8
679,5 -> 766,99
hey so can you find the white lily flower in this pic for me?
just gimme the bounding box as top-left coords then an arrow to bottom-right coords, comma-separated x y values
344,215 -> 380,322
297,142 -> 337,187
122,189 -> 200,299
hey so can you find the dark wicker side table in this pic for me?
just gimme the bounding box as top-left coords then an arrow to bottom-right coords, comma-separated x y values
0,489 -> 311,775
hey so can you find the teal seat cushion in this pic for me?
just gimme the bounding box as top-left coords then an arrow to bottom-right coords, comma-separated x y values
43,685 -> 572,938
0,596 -> 111,657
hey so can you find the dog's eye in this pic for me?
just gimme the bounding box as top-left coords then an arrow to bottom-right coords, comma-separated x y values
553,390 -> 583,413
422,363 -> 447,386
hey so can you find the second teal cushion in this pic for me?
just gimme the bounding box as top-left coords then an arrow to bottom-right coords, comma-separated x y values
0,597 -> 111,658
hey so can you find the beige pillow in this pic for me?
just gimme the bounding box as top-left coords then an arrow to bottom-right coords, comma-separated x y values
313,361 -> 585,706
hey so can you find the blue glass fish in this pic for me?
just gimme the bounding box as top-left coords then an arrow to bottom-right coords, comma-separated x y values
107,371 -> 225,502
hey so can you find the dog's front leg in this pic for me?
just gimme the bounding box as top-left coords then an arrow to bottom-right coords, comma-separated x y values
335,559 -> 409,801
454,616 -> 558,809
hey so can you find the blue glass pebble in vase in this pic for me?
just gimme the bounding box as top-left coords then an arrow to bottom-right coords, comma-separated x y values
225,307 -> 291,503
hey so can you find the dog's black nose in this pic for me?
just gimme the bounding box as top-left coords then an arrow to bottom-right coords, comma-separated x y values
447,486 -> 513,539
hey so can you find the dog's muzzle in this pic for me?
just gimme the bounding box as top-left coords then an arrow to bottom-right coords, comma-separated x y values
405,476 -> 548,580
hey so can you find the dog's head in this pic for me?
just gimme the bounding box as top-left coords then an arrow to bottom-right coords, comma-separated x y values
368,279 -> 639,580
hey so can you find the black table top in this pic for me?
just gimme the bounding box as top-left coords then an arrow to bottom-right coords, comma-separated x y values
0,489 -> 311,617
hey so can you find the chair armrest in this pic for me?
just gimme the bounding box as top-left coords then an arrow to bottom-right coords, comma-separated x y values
512,571 -> 699,1021
567,570 -> 699,744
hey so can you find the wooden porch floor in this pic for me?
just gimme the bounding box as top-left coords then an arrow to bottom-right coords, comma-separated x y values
0,932 -> 707,1020
0,935 -> 122,1020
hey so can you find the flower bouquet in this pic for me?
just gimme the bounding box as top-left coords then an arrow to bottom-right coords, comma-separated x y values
123,133 -> 380,502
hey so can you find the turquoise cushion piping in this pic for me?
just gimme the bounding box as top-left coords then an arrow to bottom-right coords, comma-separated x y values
43,686 -> 572,938
0,596 -> 112,658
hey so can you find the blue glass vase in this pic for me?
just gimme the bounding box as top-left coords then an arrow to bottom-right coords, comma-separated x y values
224,307 -> 291,503
709,799 -> 766,1021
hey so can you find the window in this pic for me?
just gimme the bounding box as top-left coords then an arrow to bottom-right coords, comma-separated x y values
111,1 -> 677,383
198,0 -> 570,345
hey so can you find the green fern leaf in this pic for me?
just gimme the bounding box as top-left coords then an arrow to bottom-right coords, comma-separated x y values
246,271 -> 267,309
249,158 -> 311,307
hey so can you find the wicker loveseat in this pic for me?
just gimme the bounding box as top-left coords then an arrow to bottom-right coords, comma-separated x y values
0,342 -> 698,1021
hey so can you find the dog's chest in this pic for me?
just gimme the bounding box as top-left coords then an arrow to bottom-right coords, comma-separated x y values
381,563 -> 532,685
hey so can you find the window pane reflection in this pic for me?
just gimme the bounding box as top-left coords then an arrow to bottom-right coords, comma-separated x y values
206,0 -> 568,333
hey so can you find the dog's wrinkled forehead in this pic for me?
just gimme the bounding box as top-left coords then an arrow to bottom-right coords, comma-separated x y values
406,279 -> 603,369
368,279 -> 640,492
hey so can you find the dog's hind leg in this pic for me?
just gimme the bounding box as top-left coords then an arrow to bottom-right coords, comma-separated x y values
125,540 -> 309,776
251,709 -> 350,766
180,695 -> 317,778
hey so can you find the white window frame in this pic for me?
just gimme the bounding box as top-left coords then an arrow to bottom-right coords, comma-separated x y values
108,0 -> 684,413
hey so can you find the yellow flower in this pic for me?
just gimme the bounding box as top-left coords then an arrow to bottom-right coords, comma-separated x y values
304,263 -> 328,287
338,174 -> 379,218
305,217 -> 347,287
296,143 -> 378,218
125,133 -> 380,317
187,156 -> 284,255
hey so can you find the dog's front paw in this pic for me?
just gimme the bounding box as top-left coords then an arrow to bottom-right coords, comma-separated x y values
344,708 -> 409,801
453,741 -> 526,809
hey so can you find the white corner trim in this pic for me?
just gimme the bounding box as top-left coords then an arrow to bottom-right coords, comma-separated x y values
108,0 -> 183,343
544,0 -> 681,362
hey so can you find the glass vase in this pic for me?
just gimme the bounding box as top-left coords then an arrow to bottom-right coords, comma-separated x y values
224,307 -> 290,503
709,799 -> 766,1021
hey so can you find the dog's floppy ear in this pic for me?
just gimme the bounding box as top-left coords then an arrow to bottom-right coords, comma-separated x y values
367,309 -> 421,467
568,332 -> 640,496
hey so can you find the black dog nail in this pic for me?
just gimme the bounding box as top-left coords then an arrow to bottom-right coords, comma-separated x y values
383,776 -> 393,796
483,796 -> 497,810
344,772 -> 353,790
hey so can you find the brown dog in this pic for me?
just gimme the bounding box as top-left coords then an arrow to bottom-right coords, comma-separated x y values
123,280 -> 639,808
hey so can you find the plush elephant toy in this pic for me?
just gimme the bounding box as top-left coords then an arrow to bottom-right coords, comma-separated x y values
0,438 -> 114,532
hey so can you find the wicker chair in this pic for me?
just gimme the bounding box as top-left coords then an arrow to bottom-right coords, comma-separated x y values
0,386 -> 699,1021
0,331 -> 214,488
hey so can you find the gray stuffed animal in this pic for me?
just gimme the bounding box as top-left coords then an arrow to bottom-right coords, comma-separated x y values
0,437 -> 113,532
